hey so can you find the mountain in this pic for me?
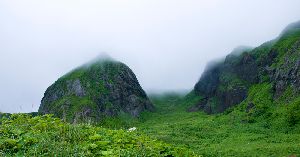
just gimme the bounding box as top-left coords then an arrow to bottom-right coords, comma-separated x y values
189,20 -> 300,122
38,57 -> 154,123
2,21 -> 300,157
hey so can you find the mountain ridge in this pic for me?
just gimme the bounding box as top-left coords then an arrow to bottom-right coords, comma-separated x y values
189,21 -> 300,128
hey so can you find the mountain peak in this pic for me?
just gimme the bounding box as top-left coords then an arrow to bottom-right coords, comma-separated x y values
39,57 -> 154,123
280,20 -> 300,36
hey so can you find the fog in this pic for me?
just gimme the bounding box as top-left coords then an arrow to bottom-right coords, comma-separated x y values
0,0 -> 300,113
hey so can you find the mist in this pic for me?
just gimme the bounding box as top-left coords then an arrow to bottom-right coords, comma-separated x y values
1,0 -> 300,113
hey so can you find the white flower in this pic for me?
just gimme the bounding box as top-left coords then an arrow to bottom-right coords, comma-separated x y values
128,127 -> 137,132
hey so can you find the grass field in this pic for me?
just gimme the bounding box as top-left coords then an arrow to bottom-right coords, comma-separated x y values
133,93 -> 300,156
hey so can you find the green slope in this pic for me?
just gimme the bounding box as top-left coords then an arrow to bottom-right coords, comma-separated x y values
135,93 -> 300,156
192,21 -> 300,115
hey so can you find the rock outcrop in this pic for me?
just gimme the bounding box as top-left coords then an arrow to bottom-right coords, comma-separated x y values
39,57 -> 154,123
271,40 -> 300,98
192,47 -> 256,113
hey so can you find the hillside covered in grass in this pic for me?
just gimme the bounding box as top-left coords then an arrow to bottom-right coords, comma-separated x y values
135,93 -> 300,156
0,114 -> 195,156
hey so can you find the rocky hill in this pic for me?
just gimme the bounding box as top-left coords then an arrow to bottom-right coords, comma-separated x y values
39,57 -> 154,123
190,21 -> 300,116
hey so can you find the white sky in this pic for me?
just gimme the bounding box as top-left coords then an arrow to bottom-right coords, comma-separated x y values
0,0 -> 300,113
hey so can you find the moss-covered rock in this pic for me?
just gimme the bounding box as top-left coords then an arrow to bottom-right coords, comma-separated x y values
38,57 -> 154,123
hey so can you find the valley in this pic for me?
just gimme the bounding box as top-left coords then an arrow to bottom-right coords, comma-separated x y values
1,21 -> 300,156
136,93 -> 300,156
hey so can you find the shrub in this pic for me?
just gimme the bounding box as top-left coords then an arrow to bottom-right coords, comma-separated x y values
0,114 -> 196,156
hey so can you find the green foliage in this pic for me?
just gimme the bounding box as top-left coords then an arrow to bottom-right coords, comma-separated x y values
287,98 -> 300,126
286,97 -> 300,127
48,95 -> 98,122
63,67 -> 87,80
98,112 -> 140,129
251,40 -> 275,63
241,83 -> 273,118
0,114 -> 195,156
272,29 -> 300,68
134,94 -> 300,156
218,73 -> 247,92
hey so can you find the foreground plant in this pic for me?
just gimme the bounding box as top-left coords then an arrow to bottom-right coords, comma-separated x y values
0,114 -> 196,156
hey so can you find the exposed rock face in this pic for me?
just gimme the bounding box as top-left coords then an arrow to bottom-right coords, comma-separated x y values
190,21 -> 300,114
39,58 -> 154,123
194,64 -> 220,96
66,79 -> 86,97
192,49 -> 257,113
271,40 -> 300,98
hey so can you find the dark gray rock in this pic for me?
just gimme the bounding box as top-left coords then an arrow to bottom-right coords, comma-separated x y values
194,65 -> 220,96
66,79 -> 86,97
187,97 -> 208,112
193,50 -> 254,114
220,86 -> 248,112
271,40 -> 300,98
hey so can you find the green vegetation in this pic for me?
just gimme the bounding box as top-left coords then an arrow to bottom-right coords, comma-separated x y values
39,58 -> 154,125
0,114 -> 195,156
272,29 -> 300,68
1,90 -> 300,156
218,72 -> 248,92
134,93 -> 300,156
49,95 -> 98,123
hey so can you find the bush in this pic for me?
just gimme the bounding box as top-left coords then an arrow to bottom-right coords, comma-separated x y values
0,114 -> 195,156
286,98 -> 300,127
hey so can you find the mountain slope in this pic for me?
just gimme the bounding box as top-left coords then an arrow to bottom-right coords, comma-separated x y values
39,57 -> 154,123
190,21 -> 300,119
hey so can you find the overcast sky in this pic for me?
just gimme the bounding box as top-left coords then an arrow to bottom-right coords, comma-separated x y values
1,0 -> 300,113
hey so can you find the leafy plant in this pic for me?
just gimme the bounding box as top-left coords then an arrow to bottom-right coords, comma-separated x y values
0,114 -> 195,156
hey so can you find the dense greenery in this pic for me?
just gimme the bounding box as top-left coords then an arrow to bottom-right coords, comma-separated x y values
135,93 -> 300,156
0,114 -> 195,156
2,89 -> 300,156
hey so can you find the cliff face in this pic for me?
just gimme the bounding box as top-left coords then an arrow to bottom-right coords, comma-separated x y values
39,58 -> 154,123
190,21 -> 300,114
